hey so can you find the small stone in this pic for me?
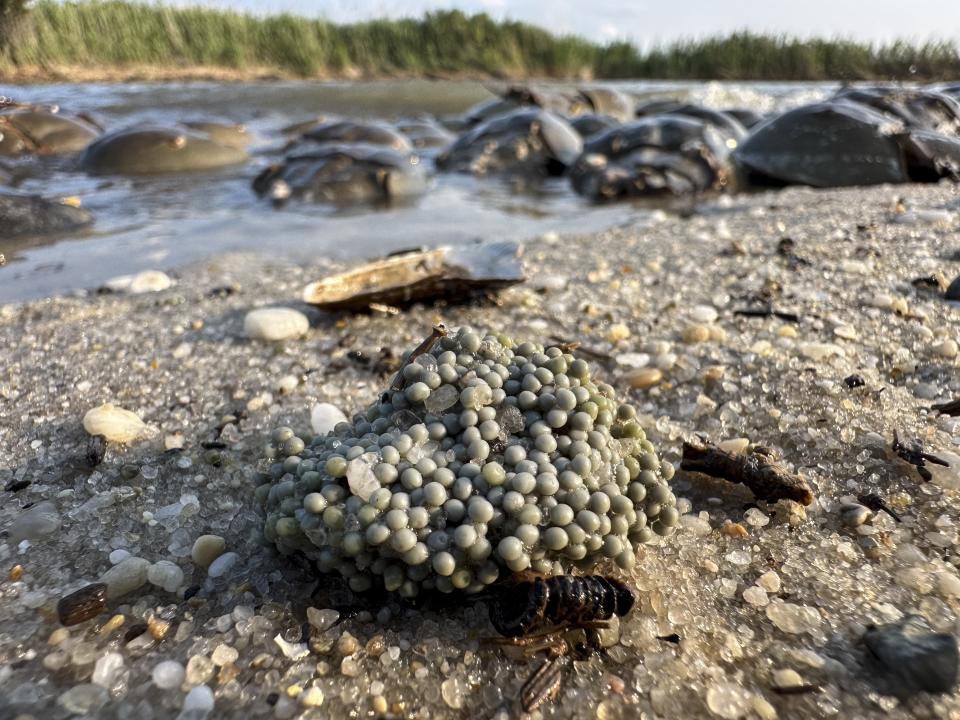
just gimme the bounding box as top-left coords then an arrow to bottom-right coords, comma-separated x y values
9,500 -> 61,543
722,523 -> 749,539
624,367 -> 663,389
743,508 -> 770,527
771,669 -> 804,690
191,535 -> 226,568
244,307 -> 309,341
83,404 -> 147,443
742,586 -> 769,607
798,342 -> 844,361
682,324 -> 711,343
774,499 -> 806,526
306,607 -> 339,632
58,684 -> 109,715
840,503 -> 872,528
607,323 -> 631,342
211,644 -> 239,666
337,631 -> 360,656
757,571 -> 781,593
152,660 -> 185,689
147,560 -> 185,593
57,584 -> 108,626
98,614 -> 125,636
340,656 -> 360,676
347,453 -> 380,501
718,438 -> 749,454
105,269 -> 173,294
705,682 -> 752,719
91,652 -> 125,688
180,684 -> 215,719
164,433 -> 185,450
277,374 -> 299,393
100,557 -> 150,599
441,677 -> 465,709
311,403 -> 347,435
690,305 -> 719,323
300,687 -> 324,707
934,339 -> 958,358
207,551 -> 239,578
864,615 -> 959,697
946,274 -> 960,301
765,601 -> 822,634
185,655 -> 215,685
937,572 -> 960,599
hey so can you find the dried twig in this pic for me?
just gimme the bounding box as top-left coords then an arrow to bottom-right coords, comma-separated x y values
892,430 -> 949,482
733,307 -> 801,323
680,440 -> 814,505
389,324 -> 446,391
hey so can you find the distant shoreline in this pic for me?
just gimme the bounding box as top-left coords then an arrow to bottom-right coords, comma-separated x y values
2,1 -> 959,85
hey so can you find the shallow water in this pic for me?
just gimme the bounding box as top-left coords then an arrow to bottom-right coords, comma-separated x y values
0,79 -> 834,303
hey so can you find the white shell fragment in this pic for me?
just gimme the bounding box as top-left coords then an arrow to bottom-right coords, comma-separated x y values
82,403 -> 147,443
244,307 -> 310,341
104,270 -> 173,294
301,241 -> 525,309
311,402 -> 348,436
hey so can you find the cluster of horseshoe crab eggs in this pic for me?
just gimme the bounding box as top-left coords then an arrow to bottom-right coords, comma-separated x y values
257,326 -> 678,597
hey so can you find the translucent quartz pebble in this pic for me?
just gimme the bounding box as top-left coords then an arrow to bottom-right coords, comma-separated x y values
58,684 -> 109,715
306,607 -> 340,631
311,403 -> 347,436
91,652 -> 125,688
690,304 -> 719,323
705,682 -> 753,719
82,403 -> 146,443
798,342 -> 844,361
243,307 -> 309,342
274,633 -> 310,660
495,404 -> 524,434
441,677 -> 466,709
207,552 -> 239,578
147,560 -> 185,593
424,384 -> 459,414
742,586 -> 769,607
9,500 -> 61,543
766,601 -> 822,634
152,660 -> 186,689
347,453 -> 381,501
178,685 -> 215,720
100,557 -> 150,599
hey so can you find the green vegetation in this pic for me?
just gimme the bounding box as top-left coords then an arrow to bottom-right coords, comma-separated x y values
2,0 -> 959,81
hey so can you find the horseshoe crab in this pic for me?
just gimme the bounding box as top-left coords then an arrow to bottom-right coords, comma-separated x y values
734,100 -> 960,188
182,121 -> 253,149
297,120 -> 412,153
578,87 -> 635,121
80,127 -> 249,175
635,100 -> 747,143
0,109 -> 100,156
301,241 -> 525,309
833,87 -> 960,136
395,117 -> 455,153
0,190 -> 93,239
252,145 -> 428,206
455,86 -> 591,130
569,115 -> 734,200
437,109 -> 582,176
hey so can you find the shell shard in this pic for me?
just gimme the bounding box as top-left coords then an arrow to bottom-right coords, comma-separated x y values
302,242 -> 525,310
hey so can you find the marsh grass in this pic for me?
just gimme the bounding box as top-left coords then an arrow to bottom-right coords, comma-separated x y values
2,1 -> 959,81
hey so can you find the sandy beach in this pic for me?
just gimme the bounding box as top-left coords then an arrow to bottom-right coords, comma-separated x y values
2,182 -> 960,719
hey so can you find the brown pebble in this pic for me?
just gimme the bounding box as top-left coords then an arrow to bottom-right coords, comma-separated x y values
682,324 -> 711,343
57,583 -> 108,626
9,564 -> 24,582
721,522 -> 749,538
365,635 -> 386,657
148,615 -> 171,641
123,622 -> 148,643
218,662 -> 240,685
337,631 -> 359,656
624,367 -> 663,389
98,613 -> 126,636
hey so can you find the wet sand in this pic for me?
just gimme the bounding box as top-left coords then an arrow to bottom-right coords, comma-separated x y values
1,183 -> 959,719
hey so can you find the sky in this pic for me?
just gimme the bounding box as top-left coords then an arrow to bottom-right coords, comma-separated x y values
166,0 -> 960,45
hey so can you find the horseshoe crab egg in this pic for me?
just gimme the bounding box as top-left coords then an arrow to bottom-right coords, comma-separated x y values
258,327 -> 676,596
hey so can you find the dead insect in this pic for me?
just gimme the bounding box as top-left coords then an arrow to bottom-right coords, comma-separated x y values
485,575 -> 636,713
892,430 -> 949,481
857,493 -> 902,523
488,574 -> 635,638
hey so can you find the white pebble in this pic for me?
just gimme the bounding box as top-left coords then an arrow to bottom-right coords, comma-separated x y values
147,560 -> 185,593
742,586 -> 769,607
100,556 -> 150,599
82,403 -> 147,443
757,571 -> 781,593
180,685 -> 214,718
705,682 -> 753,719
274,633 -> 310,661
311,403 -> 347,436
105,270 -> 173,294
244,307 -> 309,341
765,601 -> 822,634
9,501 -> 61,543
91,652 -> 125,688
690,304 -> 719,323
152,660 -> 185,689
109,549 -> 131,565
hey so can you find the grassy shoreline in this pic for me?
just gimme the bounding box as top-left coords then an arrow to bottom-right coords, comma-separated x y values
2,1 -> 960,83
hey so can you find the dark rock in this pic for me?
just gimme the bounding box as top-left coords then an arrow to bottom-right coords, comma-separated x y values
864,615 -> 959,698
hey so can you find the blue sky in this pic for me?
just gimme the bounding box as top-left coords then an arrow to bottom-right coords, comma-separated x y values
164,1 -> 960,44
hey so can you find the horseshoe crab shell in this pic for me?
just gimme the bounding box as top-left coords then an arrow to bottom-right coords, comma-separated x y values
302,241 -> 525,310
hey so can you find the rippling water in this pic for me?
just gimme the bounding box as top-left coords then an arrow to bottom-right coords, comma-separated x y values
0,79 -> 835,302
